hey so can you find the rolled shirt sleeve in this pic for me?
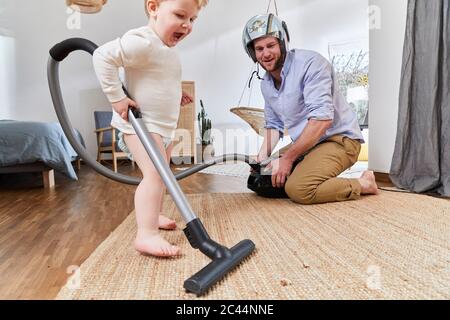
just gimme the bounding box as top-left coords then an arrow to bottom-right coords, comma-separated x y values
303,55 -> 335,121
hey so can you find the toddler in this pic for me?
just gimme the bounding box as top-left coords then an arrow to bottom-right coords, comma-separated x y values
93,0 -> 208,257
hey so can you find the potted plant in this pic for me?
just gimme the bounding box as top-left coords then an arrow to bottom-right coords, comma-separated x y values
197,100 -> 214,161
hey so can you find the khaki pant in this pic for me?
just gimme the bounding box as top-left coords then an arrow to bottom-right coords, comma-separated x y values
282,135 -> 362,205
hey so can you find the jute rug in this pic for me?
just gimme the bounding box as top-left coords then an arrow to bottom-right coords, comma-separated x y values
56,192 -> 450,300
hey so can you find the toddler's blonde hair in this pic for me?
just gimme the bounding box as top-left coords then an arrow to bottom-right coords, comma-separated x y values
145,0 -> 208,17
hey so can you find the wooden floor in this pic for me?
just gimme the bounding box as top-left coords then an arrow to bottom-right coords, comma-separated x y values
0,162 -> 249,300
0,162 -> 390,300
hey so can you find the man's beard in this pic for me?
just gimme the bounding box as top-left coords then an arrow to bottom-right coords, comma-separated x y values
260,53 -> 285,73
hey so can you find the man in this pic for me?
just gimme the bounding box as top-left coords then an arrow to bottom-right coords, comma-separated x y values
243,14 -> 378,204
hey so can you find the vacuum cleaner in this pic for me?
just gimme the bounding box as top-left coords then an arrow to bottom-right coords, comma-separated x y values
47,38 -> 297,295
47,38 -> 259,296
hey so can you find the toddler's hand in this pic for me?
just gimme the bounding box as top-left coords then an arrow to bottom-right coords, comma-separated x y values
112,97 -> 138,121
181,92 -> 193,106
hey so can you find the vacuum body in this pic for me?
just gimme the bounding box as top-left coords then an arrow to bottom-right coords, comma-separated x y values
247,157 -> 303,198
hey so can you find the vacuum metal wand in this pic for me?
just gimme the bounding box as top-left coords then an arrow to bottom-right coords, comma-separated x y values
128,109 -> 197,223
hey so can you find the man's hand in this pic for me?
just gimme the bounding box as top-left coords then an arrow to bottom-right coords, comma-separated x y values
181,91 -> 193,106
112,97 -> 138,121
266,156 -> 294,188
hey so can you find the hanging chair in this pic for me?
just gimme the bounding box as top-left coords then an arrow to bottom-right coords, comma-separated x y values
230,106 -> 289,137
229,106 -> 265,136
66,0 -> 107,14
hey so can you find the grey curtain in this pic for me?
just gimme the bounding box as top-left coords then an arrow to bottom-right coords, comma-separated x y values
390,0 -> 450,197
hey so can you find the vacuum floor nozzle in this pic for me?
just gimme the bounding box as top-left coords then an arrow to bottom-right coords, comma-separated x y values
184,239 -> 255,295
183,219 -> 255,295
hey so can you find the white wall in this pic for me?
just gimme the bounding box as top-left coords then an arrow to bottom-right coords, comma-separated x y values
5,0 -> 368,157
0,35 -> 15,119
368,0 -> 408,173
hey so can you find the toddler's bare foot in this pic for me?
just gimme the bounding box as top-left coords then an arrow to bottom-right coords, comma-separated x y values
358,170 -> 379,195
159,215 -> 177,230
135,232 -> 180,257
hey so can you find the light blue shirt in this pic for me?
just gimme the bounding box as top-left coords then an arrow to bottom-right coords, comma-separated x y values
262,49 -> 364,144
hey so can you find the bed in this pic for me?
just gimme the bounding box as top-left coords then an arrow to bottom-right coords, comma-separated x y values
0,120 -> 84,188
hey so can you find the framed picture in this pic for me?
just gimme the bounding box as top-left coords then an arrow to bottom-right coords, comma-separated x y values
329,39 -> 369,128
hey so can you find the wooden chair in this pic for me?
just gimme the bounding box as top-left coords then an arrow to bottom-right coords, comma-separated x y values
94,111 -> 132,173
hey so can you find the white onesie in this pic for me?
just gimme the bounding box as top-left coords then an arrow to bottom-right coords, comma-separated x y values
93,26 -> 182,140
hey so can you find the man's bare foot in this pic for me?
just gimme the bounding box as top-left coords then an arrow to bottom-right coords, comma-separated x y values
358,170 -> 379,195
135,231 -> 180,257
159,215 -> 177,230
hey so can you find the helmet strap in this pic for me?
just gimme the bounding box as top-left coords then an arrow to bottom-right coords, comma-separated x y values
248,64 -> 264,89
